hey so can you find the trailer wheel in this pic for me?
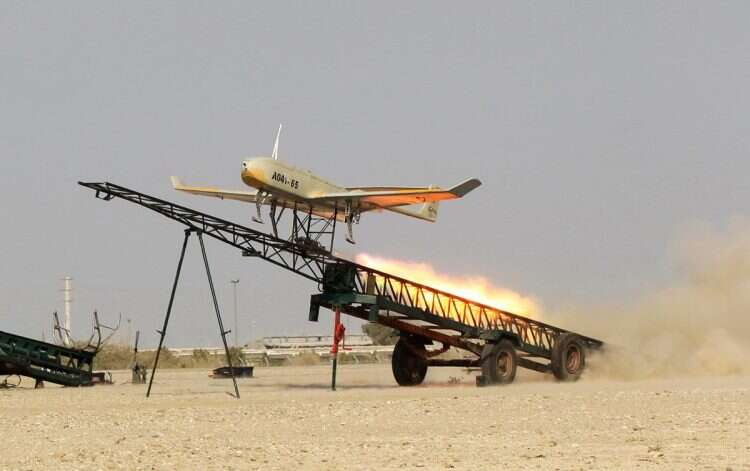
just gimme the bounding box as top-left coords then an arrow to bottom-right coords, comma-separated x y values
551,333 -> 586,381
391,338 -> 427,386
480,340 -> 517,385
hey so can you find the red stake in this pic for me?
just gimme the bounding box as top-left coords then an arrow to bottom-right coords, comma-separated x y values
330,307 -> 345,391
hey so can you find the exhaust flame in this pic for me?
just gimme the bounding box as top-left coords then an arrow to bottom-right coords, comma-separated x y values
356,253 -> 539,317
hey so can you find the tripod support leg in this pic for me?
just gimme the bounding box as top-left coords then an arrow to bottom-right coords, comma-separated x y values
147,229 -> 191,398
197,232 -> 241,399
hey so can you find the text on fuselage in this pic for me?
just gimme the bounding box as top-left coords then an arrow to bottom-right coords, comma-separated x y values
271,171 -> 300,190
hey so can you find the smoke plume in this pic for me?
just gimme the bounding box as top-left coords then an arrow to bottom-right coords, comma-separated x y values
557,220 -> 750,379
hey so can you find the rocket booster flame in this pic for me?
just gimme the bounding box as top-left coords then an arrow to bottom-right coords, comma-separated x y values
355,253 -> 539,318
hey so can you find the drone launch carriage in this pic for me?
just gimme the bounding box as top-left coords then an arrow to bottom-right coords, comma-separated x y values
80,181 -> 603,392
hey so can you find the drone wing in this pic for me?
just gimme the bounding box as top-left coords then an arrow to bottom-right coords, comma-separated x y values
170,176 -> 259,203
310,178 -> 481,208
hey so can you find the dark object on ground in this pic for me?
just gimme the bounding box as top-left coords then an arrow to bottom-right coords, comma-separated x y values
211,366 -> 254,378
130,330 -> 148,384
91,371 -> 114,385
132,364 -> 148,384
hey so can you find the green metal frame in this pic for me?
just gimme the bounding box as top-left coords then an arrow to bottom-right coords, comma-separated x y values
0,330 -> 95,387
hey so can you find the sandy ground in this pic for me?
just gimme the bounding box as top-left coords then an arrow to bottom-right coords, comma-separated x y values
1,365 -> 748,471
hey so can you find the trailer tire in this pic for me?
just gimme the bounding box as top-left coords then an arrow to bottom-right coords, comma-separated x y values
480,340 -> 517,385
551,333 -> 586,381
391,338 -> 427,386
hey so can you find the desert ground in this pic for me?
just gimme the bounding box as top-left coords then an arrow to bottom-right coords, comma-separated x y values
1,365 -> 748,471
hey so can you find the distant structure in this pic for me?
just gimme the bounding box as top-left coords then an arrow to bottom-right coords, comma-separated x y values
62,276 -> 73,344
262,334 -> 374,349
139,334 -> 394,366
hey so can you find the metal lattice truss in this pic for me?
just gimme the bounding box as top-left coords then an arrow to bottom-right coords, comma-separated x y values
349,269 -> 593,356
82,182 -> 330,283
79,181 -> 602,359
0,330 -> 95,386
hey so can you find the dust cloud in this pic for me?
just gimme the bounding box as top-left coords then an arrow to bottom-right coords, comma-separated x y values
555,220 -> 750,380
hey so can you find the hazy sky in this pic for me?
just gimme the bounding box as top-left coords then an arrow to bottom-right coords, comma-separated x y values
1,2 -> 748,347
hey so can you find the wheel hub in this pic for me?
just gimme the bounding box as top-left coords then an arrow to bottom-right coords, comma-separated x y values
565,345 -> 581,374
496,352 -> 511,378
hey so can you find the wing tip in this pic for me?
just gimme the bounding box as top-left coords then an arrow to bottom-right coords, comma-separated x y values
170,176 -> 183,189
450,178 -> 482,197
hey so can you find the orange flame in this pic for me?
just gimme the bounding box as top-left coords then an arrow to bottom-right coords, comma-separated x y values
355,253 -> 539,318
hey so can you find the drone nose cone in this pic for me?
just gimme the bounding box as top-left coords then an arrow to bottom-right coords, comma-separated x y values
241,159 -> 256,175
241,160 -> 265,189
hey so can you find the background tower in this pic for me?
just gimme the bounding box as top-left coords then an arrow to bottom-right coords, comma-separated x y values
62,276 -> 73,342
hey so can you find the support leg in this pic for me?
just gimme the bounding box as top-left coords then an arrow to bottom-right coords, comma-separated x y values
344,201 -> 355,244
330,207 -> 338,252
252,191 -> 265,224
306,206 -> 313,237
291,201 -> 298,242
147,230 -> 191,398
270,200 -> 279,238
197,232 -> 241,399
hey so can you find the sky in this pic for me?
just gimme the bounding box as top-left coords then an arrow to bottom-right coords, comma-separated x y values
1,2 -> 749,347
